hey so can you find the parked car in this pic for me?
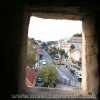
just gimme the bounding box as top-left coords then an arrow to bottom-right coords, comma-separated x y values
78,76 -> 82,82
36,77 -> 43,83
76,73 -> 81,77
75,70 -> 82,77
36,77 -> 44,87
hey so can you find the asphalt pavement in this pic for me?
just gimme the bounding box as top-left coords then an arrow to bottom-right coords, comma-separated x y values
37,49 -> 81,87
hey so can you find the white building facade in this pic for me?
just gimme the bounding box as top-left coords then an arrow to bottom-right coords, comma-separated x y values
57,36 -> 82,61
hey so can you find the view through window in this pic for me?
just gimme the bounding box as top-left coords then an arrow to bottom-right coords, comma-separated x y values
26,16 -> 82,89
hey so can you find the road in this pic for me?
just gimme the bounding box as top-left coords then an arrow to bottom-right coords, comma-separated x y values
56,65 -> 80,87
41,49 -> 52,64
36,49 -> 81,87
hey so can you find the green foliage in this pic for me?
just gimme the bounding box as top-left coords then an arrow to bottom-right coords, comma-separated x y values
27,38 -> 37,67
59,49 -> 65,57
47,41 -> 57,45
48,46 -> 58,58
27,53 -> 36,67
73,33 -> 82,37
30,38 -> 38,45
70,44 -> 75,50
65,52 -> 68,58
38,64 -> 58,85
69,44 -> 75,58
42,42 -> 48,51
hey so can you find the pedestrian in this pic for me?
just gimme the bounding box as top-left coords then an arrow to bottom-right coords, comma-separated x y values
73,70 -> 75,76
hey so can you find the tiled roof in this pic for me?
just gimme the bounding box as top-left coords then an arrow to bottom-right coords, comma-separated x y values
71,36 -> 82,39
67,36 -> 82,40
26,67 -> 36,86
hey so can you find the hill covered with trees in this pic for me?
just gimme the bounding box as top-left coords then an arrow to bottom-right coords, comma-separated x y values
27,38 -> 38,68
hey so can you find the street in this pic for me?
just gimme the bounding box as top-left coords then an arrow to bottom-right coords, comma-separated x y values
35,49 -> 81,88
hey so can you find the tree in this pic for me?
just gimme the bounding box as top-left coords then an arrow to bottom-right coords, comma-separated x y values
65,52 -> 68,58
70,44 -> 75,50
58,49 -> 65,64
48,46 -> 58,59
42,42 -> 48,51
26,38 -> 37,68
69,44 -> 75,58
30,38 -> 38,45
73,33 -> 82,37
47,41 -> 57,46
27,53 -> 36,68
38,64 -> 58,87
59,49 -> 65,58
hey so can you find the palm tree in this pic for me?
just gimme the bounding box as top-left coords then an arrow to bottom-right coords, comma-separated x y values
69,44 -> 75,58
58,49 -> 65,64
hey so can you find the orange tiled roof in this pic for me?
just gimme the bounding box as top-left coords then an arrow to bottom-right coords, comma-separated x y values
71,36 -> 82,39
67,36 -> 82,40
26,67 -> 36,86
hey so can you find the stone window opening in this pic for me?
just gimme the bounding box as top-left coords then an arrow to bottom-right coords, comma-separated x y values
23,12 -> 97,99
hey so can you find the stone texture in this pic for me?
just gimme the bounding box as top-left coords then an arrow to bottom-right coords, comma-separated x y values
82,15 -> 95,37
82,15 -> 99,97
1,1 -> 100,100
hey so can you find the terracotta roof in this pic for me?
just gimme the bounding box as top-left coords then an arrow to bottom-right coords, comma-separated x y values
67,36 -> 82,40
26,67 -> 36,86
26,77 -> 32,86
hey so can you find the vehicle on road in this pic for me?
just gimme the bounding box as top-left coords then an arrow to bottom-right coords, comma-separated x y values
53,58 -> 62,65
52,58 -> 60,64
42,61 -> 46,65
42,59 -> 46,65
35,77 -> 44,87
36,77 -> 43,83
76,73 -> 81,77
75,70 -> 82,77
39,53 -> 43,60
78,76 -> 82,82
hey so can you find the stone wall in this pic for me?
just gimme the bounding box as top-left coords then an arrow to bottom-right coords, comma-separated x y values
1,1 -> 100,99
82,14 -> 99,96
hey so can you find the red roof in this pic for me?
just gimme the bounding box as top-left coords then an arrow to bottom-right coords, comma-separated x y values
67,36 -> 82,40
26,67 -> 36,86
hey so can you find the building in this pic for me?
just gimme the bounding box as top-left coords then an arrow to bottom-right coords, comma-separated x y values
58,39 -> 68,52
71,49 -> 82,62
58,36 -> 82,51
66,36 -> 82,50
26,67 -> 36,87
2,1 -> 100,99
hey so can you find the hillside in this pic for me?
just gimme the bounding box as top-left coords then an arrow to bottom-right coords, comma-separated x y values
27,38 -> 39,67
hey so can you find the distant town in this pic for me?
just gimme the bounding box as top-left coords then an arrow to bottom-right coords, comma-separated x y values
26,33 -> 82,89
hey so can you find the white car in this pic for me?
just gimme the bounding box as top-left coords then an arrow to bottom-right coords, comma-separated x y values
42,61 -> 46,65
42,60 -> 46,65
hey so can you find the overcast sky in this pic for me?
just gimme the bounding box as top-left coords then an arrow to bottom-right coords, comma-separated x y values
28,16 -> 82,42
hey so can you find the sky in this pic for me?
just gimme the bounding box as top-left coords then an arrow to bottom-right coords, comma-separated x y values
28,16 -> 82,42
